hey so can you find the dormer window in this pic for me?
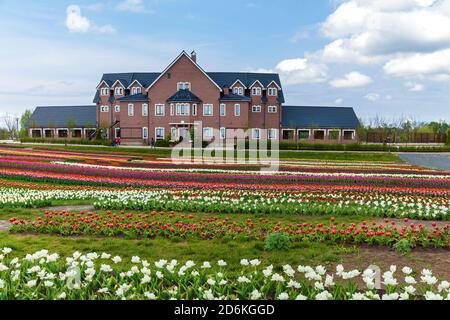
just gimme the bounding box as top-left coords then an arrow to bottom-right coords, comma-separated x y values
233,87 -> 244,95
132,87 -> 142,95
252,87 -> 262,96
100,88 -> 110,96
115,87 -> 124,96
177,82 -> 191,91
268,88 -> 278,96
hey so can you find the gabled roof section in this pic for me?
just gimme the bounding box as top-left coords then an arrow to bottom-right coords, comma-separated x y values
127,79 -> 144,89
146,51 -> 222,92
281,106 -> 360,129
249,80 -> 264,89
96,73 -> 160,91
229,79 -> 247,89
112,80 -> 126,88
167,89 -> 202,103
27,106 -> 97,128
93,91 -> 100,104
220,93 -> 251,102
267,80 -> 282,90
117,93 -> 149,102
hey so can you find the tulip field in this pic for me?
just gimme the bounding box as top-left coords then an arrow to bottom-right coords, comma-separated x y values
0,145 -> 449,300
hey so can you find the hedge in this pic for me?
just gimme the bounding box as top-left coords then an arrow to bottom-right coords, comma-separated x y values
20,138 -> 111,146
447,129 -> 450,145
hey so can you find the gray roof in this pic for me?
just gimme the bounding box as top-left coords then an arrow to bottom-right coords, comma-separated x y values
117,93 -> 149,102
27,106 -> 97,128
220,93 -> 252,102
167,89 -> 202,103
282,106 -> 360,129
95,72 -> 285,103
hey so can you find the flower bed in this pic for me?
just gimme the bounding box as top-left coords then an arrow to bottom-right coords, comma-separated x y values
9,211 -> 450,248
1,187 -> 448,220
0,248 -> 448,300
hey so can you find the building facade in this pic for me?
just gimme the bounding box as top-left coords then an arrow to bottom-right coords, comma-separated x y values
27,51 -> 360,145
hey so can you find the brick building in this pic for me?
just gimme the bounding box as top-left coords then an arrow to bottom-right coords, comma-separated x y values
27,51 -> 360,145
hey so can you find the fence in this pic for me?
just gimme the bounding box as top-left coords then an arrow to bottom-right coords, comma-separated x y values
363,131 -> 447,144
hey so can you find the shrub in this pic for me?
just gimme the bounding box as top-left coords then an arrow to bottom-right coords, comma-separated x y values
20,138 -> 110,146
447,129 -> 450,146
393,239 -> 414,256
155,140 -> 171,147
264,233 -> 292,251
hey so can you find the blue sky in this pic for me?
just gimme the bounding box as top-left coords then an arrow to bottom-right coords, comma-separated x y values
1,0 -> 450,123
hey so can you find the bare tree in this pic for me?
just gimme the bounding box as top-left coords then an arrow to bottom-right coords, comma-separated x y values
1,114 -> 19,140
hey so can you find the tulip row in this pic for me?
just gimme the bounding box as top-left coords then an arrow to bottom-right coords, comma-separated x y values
0,248 -> 448,300
0,187 -> 448,220
9,211 -> 450,248
0,158 -> 449,193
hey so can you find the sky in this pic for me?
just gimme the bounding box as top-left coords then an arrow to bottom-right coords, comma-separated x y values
0,0 -> 450,123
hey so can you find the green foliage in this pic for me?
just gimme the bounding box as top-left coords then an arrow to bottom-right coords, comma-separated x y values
264,233 -> 292,252
155,139 -> 172,147
447,129 -> 450,146
393,239 -> 414,256
20,138 -> 111,146
19,110 -> 32,138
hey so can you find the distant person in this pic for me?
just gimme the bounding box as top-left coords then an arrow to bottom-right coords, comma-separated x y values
150,138 -> 155,149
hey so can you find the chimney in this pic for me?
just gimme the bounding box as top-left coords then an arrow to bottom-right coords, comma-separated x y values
224,86 -> 230,95
191,51 -> 197,63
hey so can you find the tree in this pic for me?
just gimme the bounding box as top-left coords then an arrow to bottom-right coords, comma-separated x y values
2,114 -> 19,140
19,110 -> 32,138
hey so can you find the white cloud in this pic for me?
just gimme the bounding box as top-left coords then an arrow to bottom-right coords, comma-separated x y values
275,58 -> 328,85
66,5 -> 116,34
365,92 -> 381,101
117,0 -> 153,14
405,82 -> 425,92
384,49 -> 450,77
330,71 -> 372,88
334,98 -> 344,105
66,5 -> 90,33
318,0 -> 450,79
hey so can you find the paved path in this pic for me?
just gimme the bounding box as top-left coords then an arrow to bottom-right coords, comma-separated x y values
399,153 -> 450,171
0,220 -> 11,232
43,205 -> 95,212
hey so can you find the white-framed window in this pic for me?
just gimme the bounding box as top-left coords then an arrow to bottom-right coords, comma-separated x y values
252,87 -> 262,96
234,104 -> 241,116
268,129 -> 278,140
252,128 -> 261,140
155,127 -> 165,140
114,105 -> 120,113
177,82 -> 191,91
203,127 -> 213,139
268,105 -> 277,113
170,104 -> 174,116
128,104 -> 134,116
170,127 -> 177,141
142,104 -> 148,117
131,87 -> 142,95
155,104 -> 165,116
268,88 -> 278,96
176,103 -> 190,116
100,88 -> 109,96
115,87 -> 124,95
252,105 -> 261,113
220,104 -> 226,117
192,104 -> 197,116
100,105 -> 109,113
114,127 -> 121,139
142,127 -> 148,139
233,87 -> 244,95
203,104 -> 213,116
220,127 -> 226,139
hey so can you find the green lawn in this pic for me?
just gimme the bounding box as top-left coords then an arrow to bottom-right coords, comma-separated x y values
22,144 -> 400,162
0,232 -> 358,271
